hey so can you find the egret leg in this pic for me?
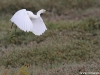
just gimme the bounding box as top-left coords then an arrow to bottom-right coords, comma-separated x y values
9,23 -> 17,42
11,23 -> 14,29
15,26 -> 17,34
8,23 -> 14,34
13,26 -> 17,36
12,26 -> 17,38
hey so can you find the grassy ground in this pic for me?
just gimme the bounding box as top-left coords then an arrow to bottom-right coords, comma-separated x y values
0,0 -> 100,75
0,10 -> 100,74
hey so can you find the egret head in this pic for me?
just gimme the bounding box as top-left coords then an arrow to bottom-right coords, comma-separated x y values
36,9 -> 46,16
40,9 -> 46,13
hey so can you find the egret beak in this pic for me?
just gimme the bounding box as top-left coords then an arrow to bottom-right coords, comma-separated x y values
46,9 -> 52,12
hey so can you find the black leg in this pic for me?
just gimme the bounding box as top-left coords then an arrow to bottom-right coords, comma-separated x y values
11,23 -> 14,29
12,26 -> 17,38
8,23 -> 14,34
15,26 -> 17,34
9,23 -> 17,41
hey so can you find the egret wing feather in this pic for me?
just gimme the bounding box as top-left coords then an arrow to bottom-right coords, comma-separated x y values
31,17 -> 47,36
10,9 -> 33,32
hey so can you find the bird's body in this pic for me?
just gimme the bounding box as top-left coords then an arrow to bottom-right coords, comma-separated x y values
10,9 -> 47,36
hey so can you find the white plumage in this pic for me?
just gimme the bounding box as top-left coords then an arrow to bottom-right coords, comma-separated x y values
10,9 -> 47,36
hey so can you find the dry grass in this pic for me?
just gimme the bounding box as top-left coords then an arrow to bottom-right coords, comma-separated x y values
0,0 -> 100,75
0,61 -> 100,75
0,15 -> 100,74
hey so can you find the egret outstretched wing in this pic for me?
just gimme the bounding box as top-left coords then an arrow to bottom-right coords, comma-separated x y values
31,17 -> 47,36
10,9 -> 47,36
10,9 -> 33,32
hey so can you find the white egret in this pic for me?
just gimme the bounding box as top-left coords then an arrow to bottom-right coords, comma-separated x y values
10,9 -> 47,36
